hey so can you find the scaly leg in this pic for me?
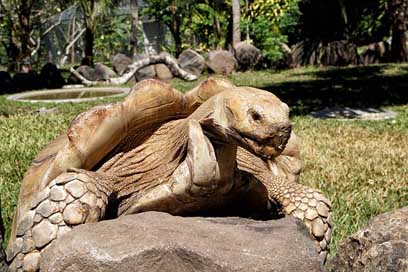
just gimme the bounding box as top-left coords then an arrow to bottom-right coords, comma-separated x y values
6,169 -> 113,272
237,148 -> 333,263
256,172 -> 333,262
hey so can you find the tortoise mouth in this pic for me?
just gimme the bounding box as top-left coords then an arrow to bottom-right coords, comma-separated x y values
233,123 -> 292,160
239,134 -> 288,160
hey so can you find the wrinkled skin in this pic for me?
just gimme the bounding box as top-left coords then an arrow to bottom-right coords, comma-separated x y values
6,79 -> 332,272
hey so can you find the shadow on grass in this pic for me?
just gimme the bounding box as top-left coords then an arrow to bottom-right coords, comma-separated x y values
262,65 -> 408,116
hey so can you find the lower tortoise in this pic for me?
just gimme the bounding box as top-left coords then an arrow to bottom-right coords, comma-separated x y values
6,78 -> 333,271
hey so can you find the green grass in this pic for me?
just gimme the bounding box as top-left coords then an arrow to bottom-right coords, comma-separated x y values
0,64 -> 407,255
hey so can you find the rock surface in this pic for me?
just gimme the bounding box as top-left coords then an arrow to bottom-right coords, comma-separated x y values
0,71 -> 15,94
206,50 -> 238,75
40,63 -> 65,89
178,49 -> 206,76
12,72 -> 43,91
234,42 -> 261,70
94,63 -> 117,81
112,53 -> 132,76
326,207 -> 408,272
360,41 -> 389,65
75,65 -> 97,81
41,212 -> 322,272
134,53 -> 156,81
155,64 -> 173,80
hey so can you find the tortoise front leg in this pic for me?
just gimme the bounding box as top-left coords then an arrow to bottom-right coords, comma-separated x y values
122,119 -> 227,215
6,169 -> 113,272
257,173 -> 333,262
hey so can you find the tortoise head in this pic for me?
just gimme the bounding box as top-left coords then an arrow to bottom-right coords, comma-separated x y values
194,87 -> 291,160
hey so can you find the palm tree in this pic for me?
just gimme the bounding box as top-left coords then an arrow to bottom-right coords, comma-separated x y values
232,0 -> 241,47
130,0 -> 138,58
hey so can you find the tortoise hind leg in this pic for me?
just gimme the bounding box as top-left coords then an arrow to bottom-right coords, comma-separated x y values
6,169 -> 113,272
257,174 -> 333,263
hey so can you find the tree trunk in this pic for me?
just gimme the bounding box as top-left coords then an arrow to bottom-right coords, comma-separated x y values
18,0 -> 31,59
84,0 -> 95,65
388,0 -> 408,62
85,26 -> 94,64
232,0 -> 241,48
337,0 -> 349,39
130,0 -> 138,58
170,19 -> 182,56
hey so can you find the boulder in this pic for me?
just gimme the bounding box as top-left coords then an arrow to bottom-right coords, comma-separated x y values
154,52 -> 176,80
155,64 -> 173,81
40,63 -> 65,89
75,65 -> 97,81
134,53 -> 156,81
0,71 -> 15,94
326,207 -> 408,272
12,71 -> 43,91
41,212 -> 322,272
178,49 -> 206,76
360,41 -> 389,65
112,53 -> 132,76
94,63 -> 117,81
234,42 -> 261,70
206,50 -> 238,75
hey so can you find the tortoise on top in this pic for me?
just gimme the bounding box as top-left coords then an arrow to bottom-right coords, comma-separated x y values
7,78 -> 332,271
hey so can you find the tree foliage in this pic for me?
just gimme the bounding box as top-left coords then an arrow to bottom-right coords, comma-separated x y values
0,0 -> 69,69
244,0 -> 300,63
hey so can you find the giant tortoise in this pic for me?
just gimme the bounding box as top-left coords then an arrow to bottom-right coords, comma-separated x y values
6,78 -> 332,271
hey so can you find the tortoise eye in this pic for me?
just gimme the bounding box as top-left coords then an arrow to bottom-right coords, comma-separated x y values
249,109 -> 262,123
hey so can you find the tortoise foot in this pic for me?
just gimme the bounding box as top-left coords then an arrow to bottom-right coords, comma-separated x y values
6,170 -> 112,272
281,185 -> 333,263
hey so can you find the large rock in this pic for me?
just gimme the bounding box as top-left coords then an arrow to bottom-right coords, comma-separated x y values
12,72 -> 43,91
155,64 -> 173,81
234,42 -> 261,70
360,41 -> 389,65
40,63 -> 65,89
41,212 -> 321,272
178,49 -> 206,76
94,63 -> 117,81
206,50 -> 238,75
112,53 -> 132,76
0,71 -> 15,94
75,65 -> 97,81
327,207 -> 408,272
134,53 -> 156,81
154,52 -> 176,81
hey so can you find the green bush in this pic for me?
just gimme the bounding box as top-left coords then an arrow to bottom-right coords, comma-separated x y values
243,0 -> 300,64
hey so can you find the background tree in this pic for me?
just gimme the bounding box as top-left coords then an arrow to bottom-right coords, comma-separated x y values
143,0 -> 191,56
130,0 -> 138,58
0,0 -> 69,70
244,0 -> 300,63
232,0 -> 241,47
78,0 -> 95,64
387,0 -> 408,62
77,0 -> 116,65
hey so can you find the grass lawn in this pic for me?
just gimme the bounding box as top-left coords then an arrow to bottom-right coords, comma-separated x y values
0,64 -> 407,254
